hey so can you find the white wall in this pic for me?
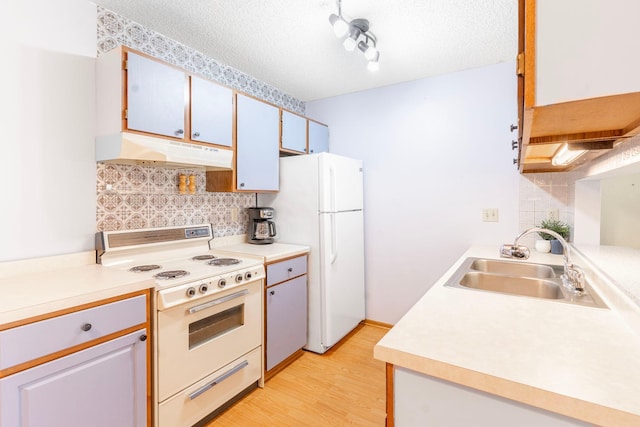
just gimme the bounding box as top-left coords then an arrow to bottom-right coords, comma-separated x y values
0,0 -> 96,261
307,62 -> 519,324
600,174 -> 640,249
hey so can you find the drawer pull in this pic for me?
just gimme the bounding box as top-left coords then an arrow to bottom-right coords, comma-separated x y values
80,323 -> 92,332
287,268 -> 293,272
139,334 -> 147,342
188,360 -> 249,400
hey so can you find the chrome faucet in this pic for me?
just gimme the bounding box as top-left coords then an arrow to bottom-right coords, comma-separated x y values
500,227 -> 585,295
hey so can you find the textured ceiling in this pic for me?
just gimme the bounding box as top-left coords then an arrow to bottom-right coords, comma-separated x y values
92,0 -> 518,102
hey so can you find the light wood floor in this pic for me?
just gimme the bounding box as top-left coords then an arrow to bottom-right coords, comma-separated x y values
207,324 -> 389,426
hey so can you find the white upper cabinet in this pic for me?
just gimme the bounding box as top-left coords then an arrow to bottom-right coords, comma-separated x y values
126,52 -> 187,138
281,110 -> 307,153
308,120 -> 329,154
190,76 -> 233,147
236,94 -> 280,191
536,0 -> 640,106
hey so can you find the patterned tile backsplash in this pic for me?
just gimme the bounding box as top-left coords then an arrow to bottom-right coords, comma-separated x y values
96,163 -> 255,236
94,7 -> 300,235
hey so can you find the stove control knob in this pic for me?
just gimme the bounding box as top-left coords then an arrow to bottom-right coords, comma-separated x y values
199,283 -> 209,294
186,287 -> 196,297
218,279 -> 227,288
244,272 -> 252,280
235,274 -> 243,283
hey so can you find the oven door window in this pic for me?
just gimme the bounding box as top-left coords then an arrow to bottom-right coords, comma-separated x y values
189,304 -> 245,349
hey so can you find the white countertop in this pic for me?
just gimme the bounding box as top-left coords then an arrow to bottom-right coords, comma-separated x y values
573,245 -> 640,308
0,251 -> 153,327
210,235 -> 310,263
374,246 -> 640,426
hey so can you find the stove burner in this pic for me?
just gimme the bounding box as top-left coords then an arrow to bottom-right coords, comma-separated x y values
207,258 -> 241,266
129,264 -> 162,272
154,270 -> 190,280
192,255 -> 216,261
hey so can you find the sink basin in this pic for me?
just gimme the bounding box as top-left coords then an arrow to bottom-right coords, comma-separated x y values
469,259 -> 557,279
459,272 -> 563,299
444,257 -> 607,308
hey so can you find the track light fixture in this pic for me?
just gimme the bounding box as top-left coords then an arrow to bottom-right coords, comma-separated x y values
328,0 -> 380,71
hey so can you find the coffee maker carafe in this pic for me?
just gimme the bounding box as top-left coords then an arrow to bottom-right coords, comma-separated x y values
248,207 -> 277,244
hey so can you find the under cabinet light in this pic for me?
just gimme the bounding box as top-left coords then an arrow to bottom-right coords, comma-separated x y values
552,144 -> 586,166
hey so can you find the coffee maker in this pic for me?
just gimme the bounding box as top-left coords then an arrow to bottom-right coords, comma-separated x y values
248,207 -> 277,244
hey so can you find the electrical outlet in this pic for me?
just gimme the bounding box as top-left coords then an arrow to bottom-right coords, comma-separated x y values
482,208 -> 499,222
230,207 -> 238,221
546,208 -> 559,221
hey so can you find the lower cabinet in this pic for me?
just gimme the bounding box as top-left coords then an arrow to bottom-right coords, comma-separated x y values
0,291 -> 150,427
266,275 -> 308,371
393,367 -> 591,426
265,255 -> 308,374
0,330 -> 147,427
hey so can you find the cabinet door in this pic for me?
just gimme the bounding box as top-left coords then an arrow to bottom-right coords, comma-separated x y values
266,276 -> 307,370
281,110 -> 307,153
0,330 -> 147,427
236,94 -> 280,191
190,76 -> 233,147
308,120 -> 329,153
127,52 -> 186,138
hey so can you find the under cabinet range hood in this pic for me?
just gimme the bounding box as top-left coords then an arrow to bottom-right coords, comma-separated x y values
95,132 -> 234,170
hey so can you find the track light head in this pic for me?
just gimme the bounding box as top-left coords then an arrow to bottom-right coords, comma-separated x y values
329,13 -> 349,38
328,3 -> 380,71
343,27 -> 361,51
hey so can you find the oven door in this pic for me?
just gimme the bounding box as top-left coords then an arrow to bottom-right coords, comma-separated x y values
157,280 -> 262,402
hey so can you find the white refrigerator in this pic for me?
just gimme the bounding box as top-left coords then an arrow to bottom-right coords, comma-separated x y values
259,153 -> 365,354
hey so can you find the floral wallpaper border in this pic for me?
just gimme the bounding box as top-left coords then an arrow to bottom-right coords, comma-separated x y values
96,7 -> 305,115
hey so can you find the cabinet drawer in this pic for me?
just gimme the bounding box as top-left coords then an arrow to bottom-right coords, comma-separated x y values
266,255 -> 308,286
0,295 -> 146,370
158,347 -> 261,427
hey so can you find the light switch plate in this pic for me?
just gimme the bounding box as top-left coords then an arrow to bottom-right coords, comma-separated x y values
482,208 -> 499,222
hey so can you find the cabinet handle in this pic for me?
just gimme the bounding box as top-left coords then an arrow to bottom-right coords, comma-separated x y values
193,132 -> 200,138
189,360 -> 249,400
510,124 -> 518,132
511,140 -> 518,150
513,158 -> 518,165
239,182 -> 245,188
188,289 -> 249,314
176,129 -> 184,136
81,323 -> 92,332
310,149 -> 314,153
270,290 -> 275,295
287,267 -> 293,272
139,334 -> 147,342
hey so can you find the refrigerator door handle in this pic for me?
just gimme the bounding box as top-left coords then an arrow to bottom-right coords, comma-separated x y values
330,213 -> 338,264
329,164 -> 336,212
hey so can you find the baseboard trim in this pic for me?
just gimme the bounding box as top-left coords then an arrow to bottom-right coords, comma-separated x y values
362,319 -> 393,329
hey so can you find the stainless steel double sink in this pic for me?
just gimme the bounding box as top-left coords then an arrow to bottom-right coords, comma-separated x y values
444,257 -> 607,308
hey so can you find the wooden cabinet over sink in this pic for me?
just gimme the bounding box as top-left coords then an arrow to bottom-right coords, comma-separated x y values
517,0 -> 640,173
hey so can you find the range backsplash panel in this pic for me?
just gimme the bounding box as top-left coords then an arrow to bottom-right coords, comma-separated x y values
96,163 -> 254,236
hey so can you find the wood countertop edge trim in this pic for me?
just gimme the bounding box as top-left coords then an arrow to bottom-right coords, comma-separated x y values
264,250 -> 310,265
375,347 -> 639,426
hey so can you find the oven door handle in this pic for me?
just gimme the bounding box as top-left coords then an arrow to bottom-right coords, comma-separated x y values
187,289 -> 249,314
188,359 -> 249,400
